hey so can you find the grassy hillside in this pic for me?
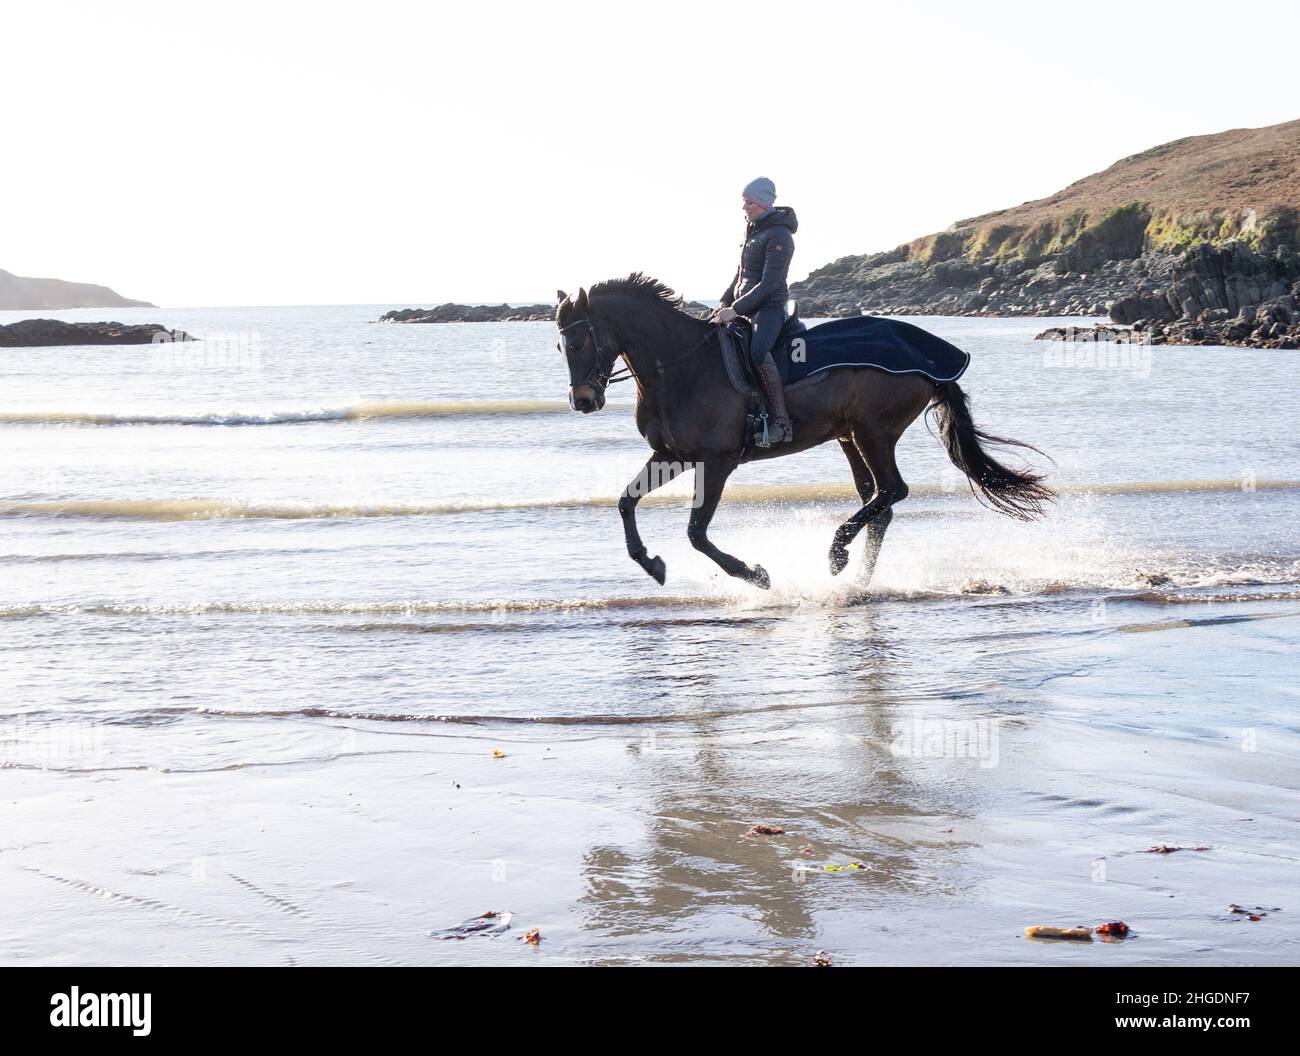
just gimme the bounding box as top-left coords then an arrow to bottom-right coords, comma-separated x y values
793,119 -> 1300,320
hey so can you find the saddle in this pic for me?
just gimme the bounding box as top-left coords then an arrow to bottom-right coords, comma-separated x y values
717,301 -> 827,397
717,302 -> 824,460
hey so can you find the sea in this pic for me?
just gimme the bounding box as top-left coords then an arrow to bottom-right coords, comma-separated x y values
1,303 -> 1296,965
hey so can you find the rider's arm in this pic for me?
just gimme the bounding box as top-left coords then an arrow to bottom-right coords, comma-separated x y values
719,267 -> 739,308
731,233 -> 794,316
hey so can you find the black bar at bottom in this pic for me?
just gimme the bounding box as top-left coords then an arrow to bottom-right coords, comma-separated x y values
1,966 -> 1294,1042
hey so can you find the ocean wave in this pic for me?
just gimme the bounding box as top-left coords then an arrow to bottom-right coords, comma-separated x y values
3,480 -> 1297,522
2,579 -> 1297,623
1116,610 -> 1297,633
8,697 -> 876,729
0,595 -> 725,619
1108,589 -> 1300,605
0,399 -> 576,426
0,697 -> 869,738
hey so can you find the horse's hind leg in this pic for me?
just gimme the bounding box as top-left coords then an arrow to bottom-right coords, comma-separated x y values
836,437 -> 892,581
688,457 -> 770,589
838,438 -> 873,503
829,432 -> 908,580
858,507 -> 895,583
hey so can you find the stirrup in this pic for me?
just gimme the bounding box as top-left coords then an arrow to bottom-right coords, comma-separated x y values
752,413 -> 793,449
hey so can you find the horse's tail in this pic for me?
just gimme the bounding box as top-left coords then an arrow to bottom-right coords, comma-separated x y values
928,381 -> 1055,520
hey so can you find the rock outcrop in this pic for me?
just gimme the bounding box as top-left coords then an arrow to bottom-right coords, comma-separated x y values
0,268 -> 153,310
791,118 -> 1300,348
1036,285 -> 1300,350
0,319 -> 194,348
379,300 -> 713,323
379,303 -> 556,323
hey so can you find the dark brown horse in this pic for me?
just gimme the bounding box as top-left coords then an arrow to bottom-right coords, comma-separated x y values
556,273 -> 1052,589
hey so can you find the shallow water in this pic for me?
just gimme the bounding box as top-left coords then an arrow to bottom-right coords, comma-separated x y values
1,305 -> 1297,965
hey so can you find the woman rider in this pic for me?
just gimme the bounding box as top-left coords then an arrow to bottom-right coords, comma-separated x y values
711,177 -> 797,444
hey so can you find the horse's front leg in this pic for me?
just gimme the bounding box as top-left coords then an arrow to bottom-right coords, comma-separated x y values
687,457 -> 770,590
618,452 -> 684,585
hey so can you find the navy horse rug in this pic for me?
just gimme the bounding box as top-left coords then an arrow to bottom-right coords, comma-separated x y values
720,314 -> 970,394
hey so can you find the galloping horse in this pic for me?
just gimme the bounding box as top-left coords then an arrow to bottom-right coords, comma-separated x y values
556,273 -> 1052,589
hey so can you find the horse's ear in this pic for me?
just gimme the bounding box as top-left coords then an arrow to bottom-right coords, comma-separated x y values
556,289 -> 568,304
574,287 -> 589,314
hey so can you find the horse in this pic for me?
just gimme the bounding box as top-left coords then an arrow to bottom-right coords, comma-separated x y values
556,273 -> 1053,590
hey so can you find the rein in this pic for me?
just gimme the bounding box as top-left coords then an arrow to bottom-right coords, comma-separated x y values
560,315 -> 718,390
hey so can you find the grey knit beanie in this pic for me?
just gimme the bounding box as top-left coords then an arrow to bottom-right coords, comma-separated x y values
742,177 -> 776,209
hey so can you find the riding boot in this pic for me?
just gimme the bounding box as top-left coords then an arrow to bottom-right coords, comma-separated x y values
755,350 -> 793,444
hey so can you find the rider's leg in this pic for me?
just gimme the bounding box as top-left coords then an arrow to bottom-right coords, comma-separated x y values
750,305 -> 792,444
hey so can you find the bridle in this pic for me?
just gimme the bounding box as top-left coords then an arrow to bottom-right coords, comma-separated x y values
558,313 -> 720,393
558,316 -> 622,392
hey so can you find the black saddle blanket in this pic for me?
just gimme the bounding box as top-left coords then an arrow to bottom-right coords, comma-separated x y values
728,315 -> 970,385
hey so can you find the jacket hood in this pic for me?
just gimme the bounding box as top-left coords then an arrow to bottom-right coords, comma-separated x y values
753,205 -> 797,234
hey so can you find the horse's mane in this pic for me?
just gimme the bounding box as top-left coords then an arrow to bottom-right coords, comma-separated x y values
589,271 -> 685,311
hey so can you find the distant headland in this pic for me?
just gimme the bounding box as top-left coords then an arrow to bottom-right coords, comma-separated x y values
0,267 -> 154,310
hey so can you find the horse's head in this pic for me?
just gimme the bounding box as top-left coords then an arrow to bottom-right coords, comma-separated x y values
556,287 -> 614,414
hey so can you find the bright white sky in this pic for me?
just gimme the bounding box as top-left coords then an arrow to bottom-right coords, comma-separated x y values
3,0 -> 1297,306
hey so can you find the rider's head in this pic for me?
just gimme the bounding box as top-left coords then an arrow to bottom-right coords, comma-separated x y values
742,177 -> 776,221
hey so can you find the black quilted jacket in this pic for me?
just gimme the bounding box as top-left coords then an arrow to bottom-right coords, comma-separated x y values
720,206 -> 798,316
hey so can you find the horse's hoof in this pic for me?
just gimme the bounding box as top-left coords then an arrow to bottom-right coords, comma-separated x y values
749,564 -> 770,590
645,555 -> 666,585
829,546 -> 849,576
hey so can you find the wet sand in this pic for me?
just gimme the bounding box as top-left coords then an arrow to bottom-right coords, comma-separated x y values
4,593 -> 1296,966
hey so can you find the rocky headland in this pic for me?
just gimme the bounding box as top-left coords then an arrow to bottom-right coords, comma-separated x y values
0,319 -> 194,348
0,268 -> 153,310
790,118 -> 1300,348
